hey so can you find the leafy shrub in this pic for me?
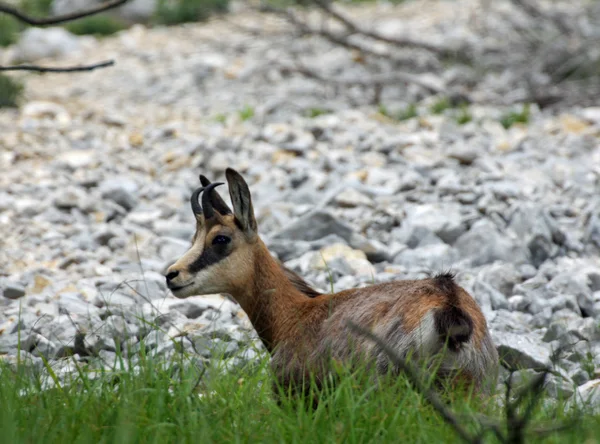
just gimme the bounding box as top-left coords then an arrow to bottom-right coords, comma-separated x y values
65,15 -> 126,36
20,0 -> 53,17
430,96 -> 451,114
500,103 -> 530,129
0,16 -> 20,47
155,0 -> 229,25
0,74 -> 24,108
306,107 -> 331,118
378,102 -> 418,121
397,103 -> 418,121
238,105 -> 254,121
455,105 -> 472,125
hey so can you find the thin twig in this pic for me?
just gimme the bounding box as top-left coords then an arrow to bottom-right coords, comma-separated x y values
0,0 -> 130,26
0,60 -> 115,72
310,0 -> 463,58
508,0 -> 571,35
280,62 -> 456,98
347,322 -> 480,444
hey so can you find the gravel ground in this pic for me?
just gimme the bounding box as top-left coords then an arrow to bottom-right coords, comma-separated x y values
1,2 -> 600,404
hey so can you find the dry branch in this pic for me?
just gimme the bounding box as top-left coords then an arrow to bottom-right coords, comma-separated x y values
0,60 -> 115,72
347,322 -> 481,444
0,0 -> 129,26
309,0 -> 463,58
0,0 -> 131,73
347,321 -> 577,444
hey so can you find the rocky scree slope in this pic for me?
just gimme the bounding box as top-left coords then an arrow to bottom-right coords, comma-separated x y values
0,7 -> 600,406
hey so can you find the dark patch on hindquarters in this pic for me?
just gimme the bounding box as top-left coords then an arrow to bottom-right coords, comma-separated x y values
432,271 -> 458,301
434,305 -> 473,352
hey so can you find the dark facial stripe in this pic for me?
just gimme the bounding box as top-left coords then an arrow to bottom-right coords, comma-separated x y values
188,244 -> 230,273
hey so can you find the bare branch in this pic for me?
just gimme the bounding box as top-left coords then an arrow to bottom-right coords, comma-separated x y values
508,0 -> 572,35
347,322 -> 480,444
0,60 -> 115,72
349,322 -> 577,444
0,0 -> 129,26
309,0 -> 463,58
258,4 -> 411,64
281,62 -> 446,95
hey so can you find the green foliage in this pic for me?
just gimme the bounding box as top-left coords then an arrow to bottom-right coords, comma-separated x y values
155,0 -> 229,25
377,103 -> 391,118
20,0 -> 53,17
65,15 -> 126,36
397,103 -> 418,121
500,103 -> 530,129
0,74 -> 24,108
214,113 -> 227,123
455,105 -> 472,125
431,96 -> 452,114
1,346 -> 597,443
0,16 -> 20,47
306,107 -> 331,118
238,105 -> 255,121
378,102 -> 419,121
582,350 -> 596,380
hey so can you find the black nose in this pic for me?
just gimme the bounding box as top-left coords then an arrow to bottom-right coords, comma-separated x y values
165,271 -> 179,282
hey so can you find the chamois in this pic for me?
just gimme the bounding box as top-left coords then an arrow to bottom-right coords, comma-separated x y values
165,169 -> 499,393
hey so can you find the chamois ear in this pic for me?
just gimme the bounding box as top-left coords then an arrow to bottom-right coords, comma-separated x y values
225,168 -> 257,238
199,174 -> 232,215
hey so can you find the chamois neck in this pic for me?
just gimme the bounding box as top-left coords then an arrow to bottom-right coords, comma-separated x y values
231,240 -> 308,352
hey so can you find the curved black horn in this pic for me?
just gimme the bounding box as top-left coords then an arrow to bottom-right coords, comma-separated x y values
201,182 -> 224,219
190,186 -> 204,215
200,175 -> 232,215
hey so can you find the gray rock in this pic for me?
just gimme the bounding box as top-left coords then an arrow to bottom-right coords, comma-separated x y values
99,179 -> 139,212
267,239 -> 312,262
455,219 -> 528,267
158,236 -> 191,262
392,225 -> 444,249
508,204 -> 565,267
52,0 -> 156,23
548,272 -> 595,317
273,210 -> 354,242
478,262 -> 521,297
3,283 -> 26,299
475,279 -> 508,310
13,27 -> 81,63
129,271 -> 168,300
393,244 -> 459,271
493,331 -> 552,369
508,295 -> 529,312
573,379 -> 600,412
0,330 -> 37,355
400,203 -> 466,245
169,298 -> 214,319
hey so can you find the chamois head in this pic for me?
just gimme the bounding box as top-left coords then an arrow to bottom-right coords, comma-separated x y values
165,168 -> 259,298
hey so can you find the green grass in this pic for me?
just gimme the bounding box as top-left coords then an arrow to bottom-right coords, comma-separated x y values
0,74 -> 24,108
431,96 -> 452,114
1,341 -> 599,443
65,15 -> 127,37
155,0 -> 229,25
306,107 -> 331,118
20,0 -> 53,17
238,105 -> 255,121
500,103 -> 530,129
455,105 -> 472,125
0,15 -> 20,47
378,103 -> 419,121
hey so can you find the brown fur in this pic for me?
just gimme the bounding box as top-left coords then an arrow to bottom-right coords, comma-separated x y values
166,169 -> 499,395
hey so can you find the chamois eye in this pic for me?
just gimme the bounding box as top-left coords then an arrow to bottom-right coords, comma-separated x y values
212,235 -> 231,246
